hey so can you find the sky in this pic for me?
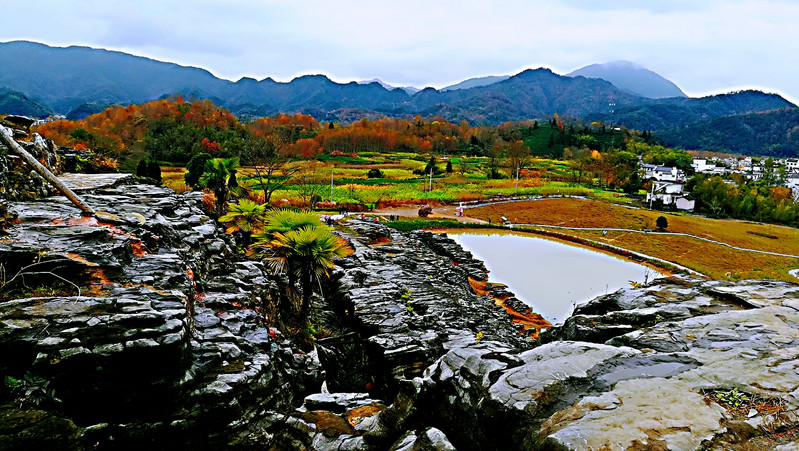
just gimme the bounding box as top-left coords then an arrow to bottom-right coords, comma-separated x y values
3,0 -> 799,103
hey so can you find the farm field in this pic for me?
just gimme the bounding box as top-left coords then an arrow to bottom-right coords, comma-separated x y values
467,198 -> 799,282
163,154 -> 632,207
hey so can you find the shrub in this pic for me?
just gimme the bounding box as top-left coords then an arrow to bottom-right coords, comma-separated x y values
136,159 -> 148,177
367,168 -> 384,179
656,215 -> 668,230
184,152 -> 212,189
147,161 -> 162,183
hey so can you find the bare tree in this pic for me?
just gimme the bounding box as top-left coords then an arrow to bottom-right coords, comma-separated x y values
506,140 -> 531,178
291,160 -> 328,207
240,134 -> 297,204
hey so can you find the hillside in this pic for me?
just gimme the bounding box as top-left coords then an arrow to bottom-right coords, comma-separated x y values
441,75 -> 510,91
0,41 -> 795,143
567,61 -> 686,99
588,90 -> 795,131
655,108 -> 799,157
0,87 -> 52,118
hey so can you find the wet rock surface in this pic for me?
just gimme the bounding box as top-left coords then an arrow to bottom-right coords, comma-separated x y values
2,174 -> 799,449
0,177 -> 318,449
412,277 -> 799,450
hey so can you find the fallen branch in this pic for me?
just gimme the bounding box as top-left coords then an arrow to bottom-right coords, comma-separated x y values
0,125 -> 95,216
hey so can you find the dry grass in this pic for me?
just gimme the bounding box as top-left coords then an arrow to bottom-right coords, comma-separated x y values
469,198 -> 799,282
160,168 -> 191,194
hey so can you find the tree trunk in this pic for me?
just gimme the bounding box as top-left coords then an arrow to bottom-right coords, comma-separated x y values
299,264 -> 313,320
0,125 -> 95,216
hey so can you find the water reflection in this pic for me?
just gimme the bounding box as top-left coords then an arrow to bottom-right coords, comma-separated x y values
446,230 -> 662,323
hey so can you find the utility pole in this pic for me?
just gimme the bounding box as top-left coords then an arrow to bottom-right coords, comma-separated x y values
649,182 -> 655,210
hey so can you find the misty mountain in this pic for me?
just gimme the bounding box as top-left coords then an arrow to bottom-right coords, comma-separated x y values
567,61 -> 686,99
358,79 -> 420,95
0,40 -> 794,145
441,75 -> 510,91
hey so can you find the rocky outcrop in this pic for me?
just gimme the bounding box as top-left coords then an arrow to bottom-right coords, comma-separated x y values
3,174 -> 799,449
405,277 -> 799,450
322,222 -> 536,393
0,178 -> 318,449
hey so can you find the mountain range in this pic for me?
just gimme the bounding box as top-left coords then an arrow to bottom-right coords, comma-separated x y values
0,40 -> 796,155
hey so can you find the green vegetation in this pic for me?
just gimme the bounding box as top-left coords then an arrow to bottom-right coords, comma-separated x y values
199,157 -> 239,217
657,108 -> 799,157
4,372 -> 61,408
687,173 -> 799,227
250,210 -> 353,321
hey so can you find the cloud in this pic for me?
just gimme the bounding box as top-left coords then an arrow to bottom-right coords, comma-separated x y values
1,0 -> 798,102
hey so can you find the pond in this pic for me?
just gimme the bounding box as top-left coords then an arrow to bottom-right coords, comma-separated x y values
446,230 -> 663,324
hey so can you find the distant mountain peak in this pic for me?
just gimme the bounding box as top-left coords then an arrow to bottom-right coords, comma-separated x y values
358,78 -> 420,94
441,74 -> 511,91
567,61 -> 686,99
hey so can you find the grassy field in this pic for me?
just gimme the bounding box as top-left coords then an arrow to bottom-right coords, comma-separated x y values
160,154 -> 617,207
468,198 -> 799,282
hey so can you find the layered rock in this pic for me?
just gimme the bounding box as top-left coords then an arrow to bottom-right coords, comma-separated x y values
0,178 -> 318,449
410,277 -> 799,450
2,174 -> 799,449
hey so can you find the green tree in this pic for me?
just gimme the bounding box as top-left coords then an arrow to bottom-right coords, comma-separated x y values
185,152 -> 212,189
199,157 -> 239,217
261,208 -> 322,236
147,161 -> 162,183
136,159 -> 148,177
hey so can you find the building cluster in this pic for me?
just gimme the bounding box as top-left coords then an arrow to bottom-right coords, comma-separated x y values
643,157 -> 799,211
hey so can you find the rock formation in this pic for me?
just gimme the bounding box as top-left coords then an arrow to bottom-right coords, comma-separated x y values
0,156 -> 797,448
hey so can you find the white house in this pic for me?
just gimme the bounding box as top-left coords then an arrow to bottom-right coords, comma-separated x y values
647,181 -> 684,205
650,166 -> 684,182
692,158 -> 715,173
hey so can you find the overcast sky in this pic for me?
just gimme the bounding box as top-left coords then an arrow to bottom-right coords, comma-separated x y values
3,0 -> 798,102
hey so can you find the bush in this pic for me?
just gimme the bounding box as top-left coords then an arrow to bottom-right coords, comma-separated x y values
185,152 -> 211,189
656,215 -> 668,230
147,161 -> 162,183
136,159 -> 148,177
367,168 -> 384,178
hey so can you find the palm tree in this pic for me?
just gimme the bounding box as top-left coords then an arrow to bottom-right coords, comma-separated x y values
199,157 -> 239,217
218,199 -> 266,244
264,225 -> 353,319
263,208 -> 322,234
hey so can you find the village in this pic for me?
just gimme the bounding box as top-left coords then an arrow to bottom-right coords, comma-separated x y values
644,155 -> 799,211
